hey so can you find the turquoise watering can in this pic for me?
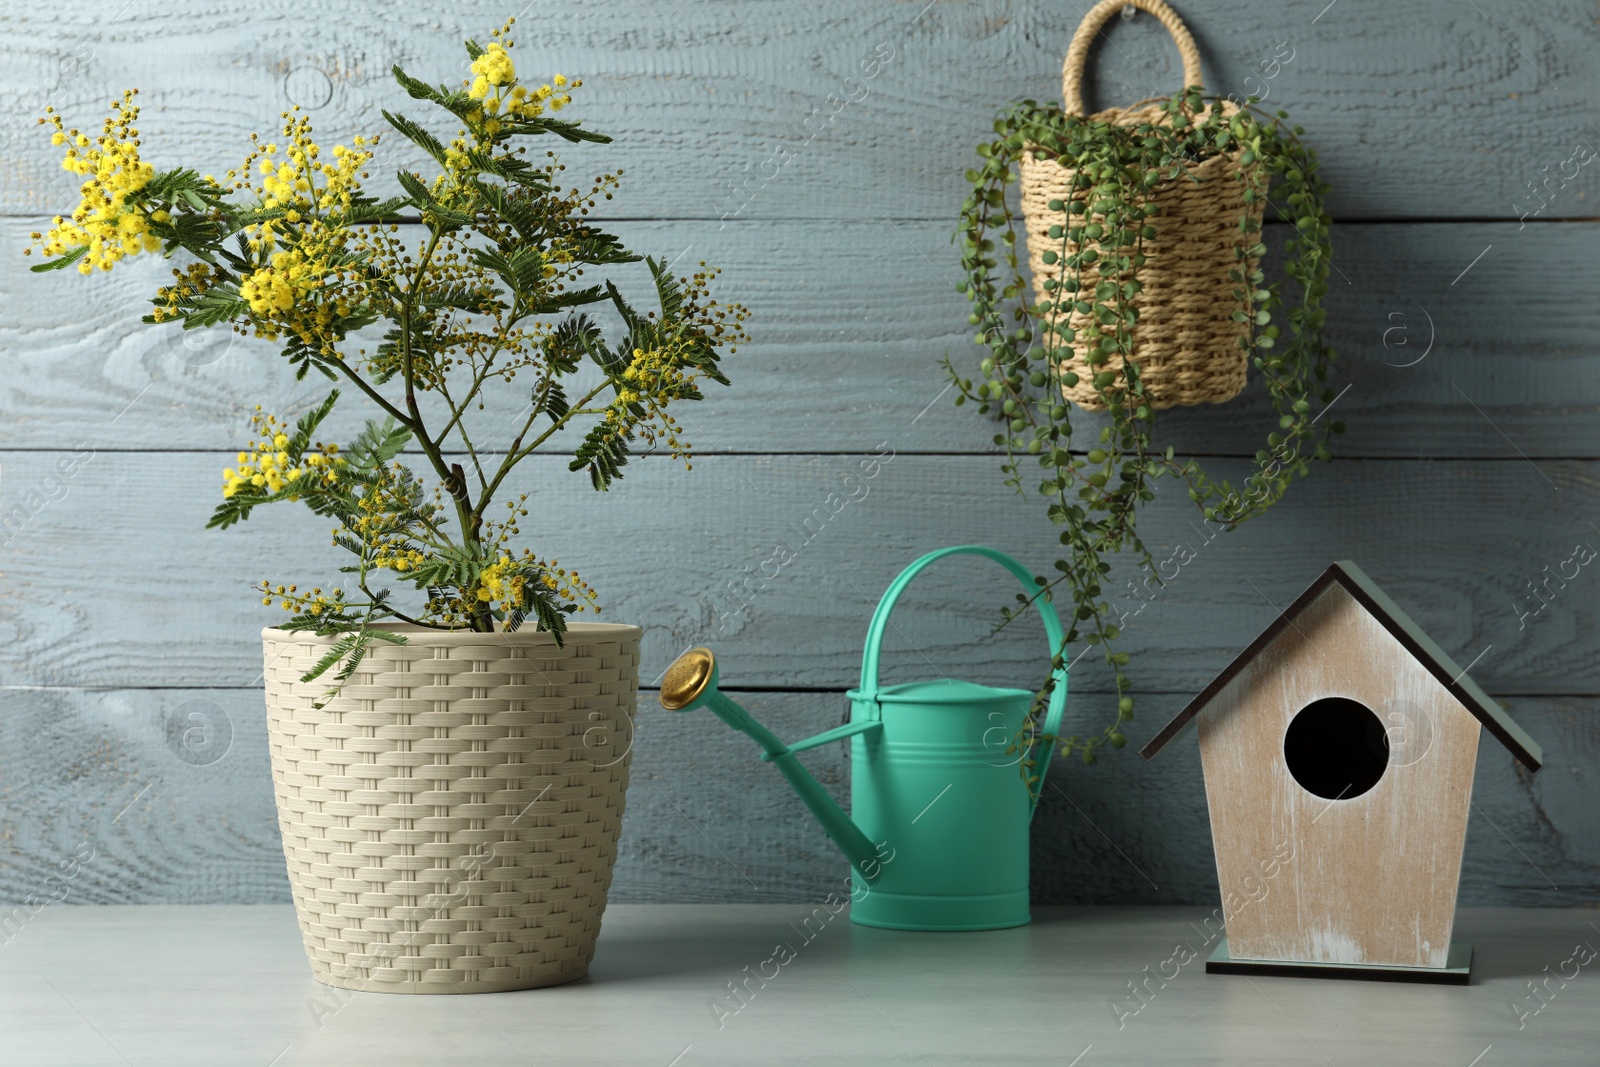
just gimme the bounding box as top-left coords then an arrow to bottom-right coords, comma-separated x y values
659,545 -> 1068,930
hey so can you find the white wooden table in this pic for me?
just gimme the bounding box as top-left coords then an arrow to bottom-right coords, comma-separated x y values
0,904 -> 1591,1065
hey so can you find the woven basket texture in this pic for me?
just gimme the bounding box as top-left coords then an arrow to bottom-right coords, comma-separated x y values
1020,0 -> 1263,411
263,622 -> 640,994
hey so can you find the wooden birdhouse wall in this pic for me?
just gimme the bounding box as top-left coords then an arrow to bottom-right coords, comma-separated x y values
1195,582 -> 1482,969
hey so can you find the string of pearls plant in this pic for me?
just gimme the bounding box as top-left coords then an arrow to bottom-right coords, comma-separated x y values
948,87 -> 1341,779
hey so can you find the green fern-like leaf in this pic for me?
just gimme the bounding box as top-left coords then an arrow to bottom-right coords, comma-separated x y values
382,111 -> 450,169
349,417 -> 413,468
509,115 -> 611,146
566,231 -> 638,266
29,246 -> 90,273
569,420 -> 631,491
290,390 -> 340,456
184,288 -> 249,329
646,256 -> 684,320
542,314 -> 602,375
303,633 -> 361,683
467,181 -> 552,238
206,495 -> 255,530
396,170 -> 473,227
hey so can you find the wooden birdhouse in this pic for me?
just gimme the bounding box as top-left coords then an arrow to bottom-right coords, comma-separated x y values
1141,561 -> 1542,984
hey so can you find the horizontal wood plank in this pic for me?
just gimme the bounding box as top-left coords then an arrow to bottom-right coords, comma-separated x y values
0,451 -> 1590,695
2,1 -> 1598,221
2,219 -> 1598,457
0,687 -> 1587,907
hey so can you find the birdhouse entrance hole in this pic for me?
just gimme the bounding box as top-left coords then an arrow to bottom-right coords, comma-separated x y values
1283,697 -> 1390,800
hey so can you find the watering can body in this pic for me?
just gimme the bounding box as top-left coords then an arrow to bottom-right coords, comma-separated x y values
845,678 -> 1041,930
838,546 -> 1069,930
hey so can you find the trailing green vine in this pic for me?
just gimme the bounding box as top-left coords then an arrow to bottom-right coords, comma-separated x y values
948,87 -> 1342,778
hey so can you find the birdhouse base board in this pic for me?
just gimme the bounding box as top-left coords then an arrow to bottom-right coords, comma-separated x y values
1205,938 -> 1473,985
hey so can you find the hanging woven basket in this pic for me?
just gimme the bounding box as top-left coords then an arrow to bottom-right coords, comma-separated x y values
1018,0 -> 1263,411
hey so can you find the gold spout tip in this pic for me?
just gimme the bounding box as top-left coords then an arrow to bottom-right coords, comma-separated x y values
660,646 -> 716,711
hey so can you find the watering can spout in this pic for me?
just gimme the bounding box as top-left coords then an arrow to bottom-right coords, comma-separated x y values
659,647 -> 883,879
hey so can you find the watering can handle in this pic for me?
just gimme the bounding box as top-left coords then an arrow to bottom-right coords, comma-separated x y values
856,545 -> 1069,813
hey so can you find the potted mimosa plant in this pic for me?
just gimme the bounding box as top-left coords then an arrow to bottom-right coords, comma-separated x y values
29,20 -> 748,993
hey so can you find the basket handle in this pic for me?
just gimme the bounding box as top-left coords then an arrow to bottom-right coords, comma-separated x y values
1063,0 -> 1205,116
856,546 -> 1069,809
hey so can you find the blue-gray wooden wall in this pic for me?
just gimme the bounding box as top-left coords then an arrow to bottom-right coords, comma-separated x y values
0,0 -> 1594,909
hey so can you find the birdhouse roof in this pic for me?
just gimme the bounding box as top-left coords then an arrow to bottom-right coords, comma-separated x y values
1139,561 -> 1542,771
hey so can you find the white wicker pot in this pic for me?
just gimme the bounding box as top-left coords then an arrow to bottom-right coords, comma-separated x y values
262,622 -> 640,994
